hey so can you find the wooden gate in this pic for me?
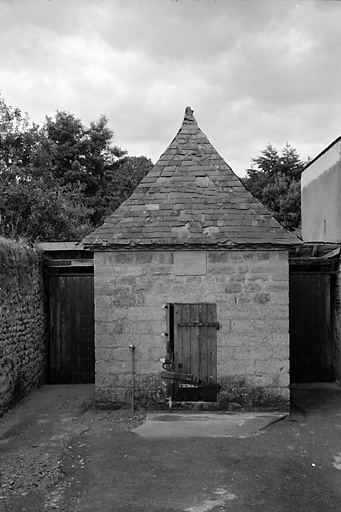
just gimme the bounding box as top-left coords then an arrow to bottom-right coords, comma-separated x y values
165,303 -> 218,401
49,273 -> 95,384
289,273 -> 332,383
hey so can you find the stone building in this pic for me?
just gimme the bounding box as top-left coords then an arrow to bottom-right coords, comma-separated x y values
83,107 -> 300,411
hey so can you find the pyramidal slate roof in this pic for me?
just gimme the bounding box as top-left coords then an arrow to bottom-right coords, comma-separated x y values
83,107 -> 300,249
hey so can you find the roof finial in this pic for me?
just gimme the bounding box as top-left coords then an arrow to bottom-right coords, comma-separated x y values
184,106 -> 195,123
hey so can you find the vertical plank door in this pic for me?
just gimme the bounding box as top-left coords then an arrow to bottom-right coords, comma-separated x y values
49,274 -> 95,384
173,303 -> 217,401
289,273 -> 332,383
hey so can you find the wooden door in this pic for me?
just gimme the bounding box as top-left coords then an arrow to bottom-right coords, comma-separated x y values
172,303 -> 218,401
49,274 -> 95,384
289,273 -> 332,383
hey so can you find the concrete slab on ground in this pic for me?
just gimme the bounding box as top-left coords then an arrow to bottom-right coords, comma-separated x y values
132,411 -> 287,438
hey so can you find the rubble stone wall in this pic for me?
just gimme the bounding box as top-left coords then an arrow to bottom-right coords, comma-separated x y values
94,249 -> 290,411
0,238 -> 48,415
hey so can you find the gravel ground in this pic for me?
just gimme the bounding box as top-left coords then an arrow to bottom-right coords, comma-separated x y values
1,384 -> 341,512
0,405 -> 145,504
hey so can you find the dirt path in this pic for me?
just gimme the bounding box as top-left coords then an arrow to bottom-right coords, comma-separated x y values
1,385 -> 341,511
0,385 -> 96,511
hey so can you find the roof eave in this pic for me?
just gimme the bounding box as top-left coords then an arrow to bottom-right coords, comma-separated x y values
83,239 -> 302,251
302,136 -> 341,172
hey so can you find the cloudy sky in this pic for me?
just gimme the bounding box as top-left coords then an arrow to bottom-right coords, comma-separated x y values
1,0 -> 340,176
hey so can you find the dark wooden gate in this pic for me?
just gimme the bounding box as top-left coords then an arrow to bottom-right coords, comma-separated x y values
289,273 -> 332,383
49,274 -> 95,384
166,303 -> 218,401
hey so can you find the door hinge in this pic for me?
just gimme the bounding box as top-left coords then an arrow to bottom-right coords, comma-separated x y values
178,321 -> 219,329
161,371 -> 192,382
179,383 -> 201,389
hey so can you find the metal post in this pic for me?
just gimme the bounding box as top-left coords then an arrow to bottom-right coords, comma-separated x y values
129,345 -> 135,412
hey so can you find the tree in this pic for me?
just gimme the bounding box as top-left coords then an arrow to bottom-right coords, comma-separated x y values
40,111 -> 128,226
242,143 -> 305,232
0,96 -> 41,174
0,171 -> 93,241
0,95 -> 153,242
103,155 -> 154,213
0,99 -> 94,241
43,111 -> 125,183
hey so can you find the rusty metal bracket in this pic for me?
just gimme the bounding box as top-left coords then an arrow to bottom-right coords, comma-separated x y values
161,371 -> 192,382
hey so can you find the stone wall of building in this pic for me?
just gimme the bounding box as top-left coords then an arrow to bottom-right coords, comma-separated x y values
94,249 -> 290,411
0,238 -> 48,416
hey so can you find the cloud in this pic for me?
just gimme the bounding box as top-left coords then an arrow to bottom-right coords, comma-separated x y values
0,0 -> 340,175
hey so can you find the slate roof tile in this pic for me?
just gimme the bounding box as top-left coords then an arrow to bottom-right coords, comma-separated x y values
83,107 -> 301,249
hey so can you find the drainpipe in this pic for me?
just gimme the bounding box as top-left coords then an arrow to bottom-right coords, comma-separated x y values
129,345 -> 135,412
